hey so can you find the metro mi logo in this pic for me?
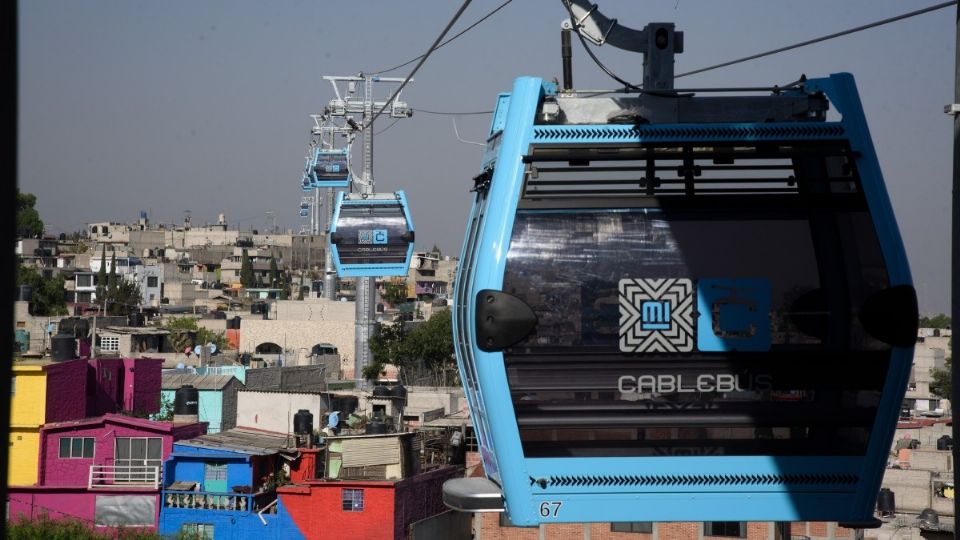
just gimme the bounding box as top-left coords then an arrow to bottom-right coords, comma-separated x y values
641,301 -> 671,331
619,278 -> 694,353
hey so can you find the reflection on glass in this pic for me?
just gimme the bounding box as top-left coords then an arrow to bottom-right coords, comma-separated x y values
502,207 -> 891,457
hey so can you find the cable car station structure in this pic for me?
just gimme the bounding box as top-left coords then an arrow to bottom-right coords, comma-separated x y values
445,2 -> 918,528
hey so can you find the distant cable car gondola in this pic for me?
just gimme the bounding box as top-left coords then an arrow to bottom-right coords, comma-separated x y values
303,147 -> 351,189
446,73 -> 918,526
329,191 -> 415,277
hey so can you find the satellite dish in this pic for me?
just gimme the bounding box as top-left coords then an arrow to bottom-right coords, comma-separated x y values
193,345 -> 202,356
206,342 -> 218,355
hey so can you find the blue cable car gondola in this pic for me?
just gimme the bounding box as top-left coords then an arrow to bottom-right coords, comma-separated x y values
303,148 -> 351,189
329,191 -> 415,277
447,73 -> 918,526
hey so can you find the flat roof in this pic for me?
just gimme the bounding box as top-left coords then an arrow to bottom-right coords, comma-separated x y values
175,428 -> 294,455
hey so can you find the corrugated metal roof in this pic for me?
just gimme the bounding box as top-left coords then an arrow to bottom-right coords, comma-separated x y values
175,427 -> 295,455
161,373 -> 238,390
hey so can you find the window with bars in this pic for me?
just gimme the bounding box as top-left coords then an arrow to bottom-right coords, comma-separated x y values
59,437 -> 95,458
611,522 -> 653,533
341,488 -> 364,512
99,336 -> 120,352
204,462 -> 228,481
704,522 -> 747,537
180,523 -> 214,539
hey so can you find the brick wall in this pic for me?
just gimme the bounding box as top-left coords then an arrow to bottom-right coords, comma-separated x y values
278,481 -> 396,540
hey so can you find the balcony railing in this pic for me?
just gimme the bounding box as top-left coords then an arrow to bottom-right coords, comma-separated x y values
162,490 -> 281,515
88,465 -> 161,490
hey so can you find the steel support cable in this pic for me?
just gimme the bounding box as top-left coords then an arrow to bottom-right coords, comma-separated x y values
565,0 -> 956,88
369,0 -> 513,75
363,0 -> 473,130
676,0 -> 957,79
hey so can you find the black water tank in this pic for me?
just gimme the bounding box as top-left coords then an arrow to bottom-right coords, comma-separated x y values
230,316 -> 242,330
390,384 -> 407,401
50,333 -> 76,361
174,385 -> 200,416
937,435 -> 953,451
17,284 -> 33,302
365,418 -> 387,435
251,301 -> 266,315
127,312 -> 145,327
294,409 -> 314,435
212,310 -> 227,320
877,487 -> 895,517
372,385 -> 391,398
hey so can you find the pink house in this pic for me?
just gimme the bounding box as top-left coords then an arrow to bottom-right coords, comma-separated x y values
85,358 -> 162,417
8,414 -> 206,531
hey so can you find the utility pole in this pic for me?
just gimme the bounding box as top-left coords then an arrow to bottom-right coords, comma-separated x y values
949,2 -> 960,532
322,73 -> 412,381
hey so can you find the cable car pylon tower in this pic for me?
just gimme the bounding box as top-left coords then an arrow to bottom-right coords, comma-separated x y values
322,73 -> 413,381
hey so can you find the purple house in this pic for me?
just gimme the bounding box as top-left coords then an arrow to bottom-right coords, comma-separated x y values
86,357 -> 162,417
8,414 -> 206,531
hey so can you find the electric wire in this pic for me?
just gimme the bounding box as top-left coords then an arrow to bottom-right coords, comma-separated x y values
364,0 -> 473,130
414,108 -> 492,115
676,0 -> 957,79
369,0 -> 513,75
373,118 -> 402,136
564,0 -> 956,88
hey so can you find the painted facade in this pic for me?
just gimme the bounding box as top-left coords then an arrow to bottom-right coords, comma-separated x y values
8,414 -> 206,530
278,465 -> 459,540
161,373 -> 243,433
9,360 -> 89,486
159,429 -> 304,540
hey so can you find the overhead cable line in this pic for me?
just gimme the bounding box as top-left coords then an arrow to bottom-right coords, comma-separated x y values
676,0 -> 957,79
365,0 -> 473,130
414,108 -> 492,116
566,0 -> 955,88
373,118 -> 401,136
369,0 -> 513,75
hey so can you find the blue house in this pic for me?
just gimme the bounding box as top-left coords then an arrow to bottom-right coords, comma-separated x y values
159,428 -> 304,539
161,373 -> 243,433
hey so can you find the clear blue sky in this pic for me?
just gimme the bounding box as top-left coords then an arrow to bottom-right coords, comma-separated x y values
18,1 -> 955,314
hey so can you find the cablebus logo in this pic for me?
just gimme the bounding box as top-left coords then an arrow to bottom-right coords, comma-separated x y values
619,278 -> 695,353
358,229 -> 388,245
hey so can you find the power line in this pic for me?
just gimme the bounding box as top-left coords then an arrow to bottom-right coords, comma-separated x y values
414,108 -> 492,116
373,118 -> 402,136
369,0 -> 514,75
366,0 -> 473,129
676,1 -> 956,79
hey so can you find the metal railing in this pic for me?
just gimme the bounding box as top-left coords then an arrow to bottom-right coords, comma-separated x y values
88,465 -> 161,490
162,490 -> 254,513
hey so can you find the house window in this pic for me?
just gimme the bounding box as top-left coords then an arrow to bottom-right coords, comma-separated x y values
342,488 -> 364,512
181,524 -> 214,539
147,276 -> 159,287
59,437 -> 95,458
100,336 -> 120,352
704,522 -> 747,537
611,522 -> 654,533
77,275 -> 94,288
114,437 -> 162,482
204,461 -> 229,492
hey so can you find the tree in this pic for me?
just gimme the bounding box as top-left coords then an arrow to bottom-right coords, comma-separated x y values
382,282 -> 407,306
16,189 -> 44,238
107,250 -> 118,295
930,357 -> 952,401
920,314 -> 952,329
104,279 -> 142,316
16,266 -> 67,316
269,256 -> 279,287
240,250 -> 255,288
96,244 -> 107,301
161,317 -> 228,355
365,309 -> 456,385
